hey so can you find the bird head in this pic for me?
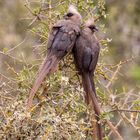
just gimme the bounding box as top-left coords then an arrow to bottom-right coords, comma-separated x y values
85,19 -> 98,32
64,5 -> 82,24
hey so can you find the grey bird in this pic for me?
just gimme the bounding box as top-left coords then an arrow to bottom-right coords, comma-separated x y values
27,5 -> 82,109
73,19 -> 102,140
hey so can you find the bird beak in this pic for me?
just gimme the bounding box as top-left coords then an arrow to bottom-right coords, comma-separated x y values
94,26 -> 99,32
63,14 -> 68,19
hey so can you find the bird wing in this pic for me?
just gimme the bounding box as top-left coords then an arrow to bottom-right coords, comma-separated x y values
89,45 -> 100,71
47,20 -> 79,59
47,20 -> 64,54
27,20 -> 80,109
82,46 -> 92,71
40,20 -> 80,72
49,21 -> 80,59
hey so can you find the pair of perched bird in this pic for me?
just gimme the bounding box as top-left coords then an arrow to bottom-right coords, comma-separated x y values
27,5 -> 102,140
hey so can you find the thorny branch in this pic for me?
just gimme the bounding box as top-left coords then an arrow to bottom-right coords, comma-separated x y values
0,1 -> 139,140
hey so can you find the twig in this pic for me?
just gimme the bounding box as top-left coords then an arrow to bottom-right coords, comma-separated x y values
110,109 -> 140,113
106,61 -> 122,88
108,119 -> 123,137
121,113 -> 140,135
105,120 -> 123,140
95,15 -> 104,22
0,51 -> 25,64
6,38 -> 26,54
0,73 -> 17,83
0,94 -> 13,100
58,99 -> 72,117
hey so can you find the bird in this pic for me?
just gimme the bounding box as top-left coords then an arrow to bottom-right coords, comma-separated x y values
27,5 -> 82,109
73,19 -> 102,140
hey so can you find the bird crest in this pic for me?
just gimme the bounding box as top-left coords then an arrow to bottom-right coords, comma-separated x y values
85,18 -> 95,27
68,5 -> 82,19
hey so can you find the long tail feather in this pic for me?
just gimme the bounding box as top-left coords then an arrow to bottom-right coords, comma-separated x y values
82,72 -> 103,140
27,55 -> 59,109
89,73 -> 97,97
82,76 -> 90,104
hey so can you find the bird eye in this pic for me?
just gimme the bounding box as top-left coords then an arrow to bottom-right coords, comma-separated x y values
66,13 -> 74,17
89,25 -> 95,30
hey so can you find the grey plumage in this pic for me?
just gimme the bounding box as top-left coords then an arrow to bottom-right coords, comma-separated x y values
73,19 -> 102,139
27,5 -> 81,109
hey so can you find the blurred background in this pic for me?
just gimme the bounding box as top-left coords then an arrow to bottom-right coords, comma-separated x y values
0,0 -> 140,139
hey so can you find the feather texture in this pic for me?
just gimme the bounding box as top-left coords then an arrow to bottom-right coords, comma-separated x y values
27,11 -> 81,109
73,22 -> 102,139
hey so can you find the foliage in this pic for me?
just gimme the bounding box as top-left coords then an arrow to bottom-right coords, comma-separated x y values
0,0 -> 140,140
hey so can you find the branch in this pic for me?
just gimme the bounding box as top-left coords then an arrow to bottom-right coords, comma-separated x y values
105,120 -> 123,140
110,109 -> 140,113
